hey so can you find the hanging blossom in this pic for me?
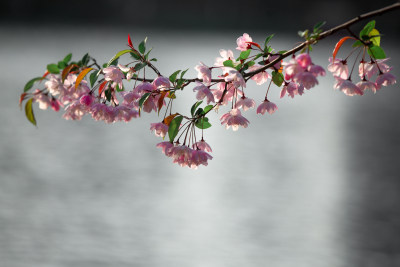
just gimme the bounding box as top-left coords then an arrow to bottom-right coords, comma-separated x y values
103,66 -> 124,89
214,49 -> 238,67
236,33 -> 252,51
222,67 -> 246,88
195,62 -> 212,85
220,108 -> 249,131
193,82 -> 215,104
248,64 -> 271,85
257,100 -> 278,115
150,122 -> 169,138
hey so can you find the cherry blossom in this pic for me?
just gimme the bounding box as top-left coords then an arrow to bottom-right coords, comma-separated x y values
214,49 -> 237,67
150,122 -> 169,138
222,67 -> 246,88
235,96 -> 255,111
195,62 -> 212,85
334,77 -> 363,96
220,108 -> 249,131
376,72 -> 397,90
103,66 -> 124,89
256,100 -> 278,115
236,33 -> 252,51
328,57 -> 349,79
193,140 -> 212,152
248,64 -> 271,85
193,83 -> 215,104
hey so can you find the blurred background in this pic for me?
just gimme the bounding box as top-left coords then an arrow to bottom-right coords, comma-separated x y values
1,1 -> 400,266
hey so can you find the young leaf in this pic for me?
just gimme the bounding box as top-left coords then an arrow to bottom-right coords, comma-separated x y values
352,40 -> 364,48
127,34 -> 133,49
25,98 -> 36,126
191,100 -> 203,116
138,37 -> 147,54
369,28 -> 381,46
239,49 -> 251,60
63,53 -> 72,64
264,34 -> 274,47
203,105 -> 213,114
24,77 -> 42,92
47,64 -> 60,74
195,117 -> 212,129
75,67 -> 93,89
61,64 -> 79,82
130,51 -> 141,60
313,21 -> 326,32
168,115 -> 183,143
107,49 -> 132,67
158,91 -> 167,115
180,68 -> 189,79
163,113 -> 178,126
139,92 -> 151,108
359,20 -> 375,39
98,81 -> 108,95
144,47 -> 153,60
169,70 -> 181,83
223,60 -> 235,68
57,61 -> 67,69
332,36 -> 356,61
19,92 -> 27,108
195,108 -> 204,116
81,53 -> 90,66
368,46 -> 386,59
89,70 -> 100,87
272,71 -> 284,87
134,62 -> 147,71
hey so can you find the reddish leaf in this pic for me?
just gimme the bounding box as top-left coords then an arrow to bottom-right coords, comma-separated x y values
246,41 -> 261,49
157,91 -> 167,115
19,93 -> 27,109
163,113 -> 178,126
333,36 -> 356,61
98,81 -> 108,95
40,71 -> 49,81
75,67 -> 93,89
62,64 -> 79,82
128,34 -> 133,49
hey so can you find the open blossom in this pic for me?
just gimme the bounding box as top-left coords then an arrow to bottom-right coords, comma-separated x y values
169,145 -> 193,167
328,57 -> 348,79
235,96 -> 255,111
33,90 -> 51,110
61,74 -> 90,105
220,108 -> 249,131
152,76 -> 171,90
157,143 -> 212,169
114,105 -> 139,122
90,103 -> 116,123
296,53 -> 312,69
156,141 -> 174,156
150,122 -> 169,138
193,140 -> 212,152
334,77 -> 363,96
359,59 -> 392,79
248,64 -> 271,85
283,57 -> 303,80
356,80 -> 377,93
45,74 -> 65,96
376,72 -> 396,90
118,64 -> 135,81
308,64 -> 326,77
214,49 -> 237,67
63,100 -> 88,120
280,82 -> 304,98
193,82 -> 215,104
256,100 -> 277,115
134,82 -> 156,96
103,66 -> 124,89
195,62 -> 212,85
190,150 -> 213,168
50,98 -> 62,112
236,33 -> 252,51
293,71 -> 318,89
222,67 -> 246,88
80,94 -> 95,107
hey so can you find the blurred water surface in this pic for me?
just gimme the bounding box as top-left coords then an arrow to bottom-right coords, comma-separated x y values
0,26 -> 400,267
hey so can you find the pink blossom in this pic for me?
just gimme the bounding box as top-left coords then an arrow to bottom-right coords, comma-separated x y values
118,64 -> 135,81
114,105 -> 139,122
142,95 -> 158,113
356,80 -> 377,93
61,74 -> 90,105
152,76 -> 171,90
328,57 -> 348,79
90,103 -> 116,123
294,71 -> 318,89
248,64 -> 271,85
283,58 -> 303,81
308,64 -> 326,77
211,83 -> 242,105
222,67 -> 246,88
103,66 -> 124,89
296,53 -> 312,69
120,91 -> 140,109
256,100 -> 277,115
193,83 -> 215,104
80,94 -> 95,107
63,100 -> 88,120
195,62 -> 212,85
190,150 -> 213,168
193,140 -> 212,152
334,78 -> 363,96
169,145 -> 193,167
236,33 -> 252,51
220,108 -> 249,131
359,59 -> 392,79
50,98 -> 62,112
376,72 -> 396,90
266,54 -> 282,70
235,96 -> 255,111
214,49 -> 237,67
156,141 -> 174,156
150,122 -> 169,138
133,82 -> 156,96
45,74 -> 65,96
280,82 -> 304,98
33,90 -> 51,110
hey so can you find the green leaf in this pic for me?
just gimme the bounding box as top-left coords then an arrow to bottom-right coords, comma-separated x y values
25,98 -> 36,126
264,34 -> 274,47
169,70 -> 181,83
105,89 -> 112,102
278,50 -> 287,54
195,117 -> 212,129
130,51 -> 141,60
138,92 -> 151,108
47,64 -> 60,74
272,71 -> 284,87
138,37 -> 147,54
24,77 -> 42,92
81,53 -> 90,66
144,47 -> 153,60
223,60 -> 235,68
57,61 -> 67,69
168,115 -> 183,143
191,100 -> 203,116
253,53 -> 263,61
235,63 -> 243,71
150,58 -> 157,62
203,105 -> 213,114
63,53 -> 72,64
246,61 -> 255,67
368,46 -> 386,59
239,49 -> 251,60
352,40 -> 364,48
359,20 -> 375,40
134,62 -> 147,71
313,21 -> 326,32
195,108 -> 203,116
89,70 -> 100,87
107,49 -> 132,67
180,68 -> 189,79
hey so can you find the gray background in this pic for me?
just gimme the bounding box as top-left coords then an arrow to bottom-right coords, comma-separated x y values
1,1 -> 400,266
